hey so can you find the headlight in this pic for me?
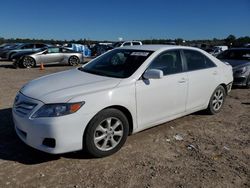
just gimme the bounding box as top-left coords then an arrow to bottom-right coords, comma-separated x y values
235,66 -> 248,74
32,102 -> 84,118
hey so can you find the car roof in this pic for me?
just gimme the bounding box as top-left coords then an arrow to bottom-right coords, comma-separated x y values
120,44 -> 200,52
227,48 -> 250,51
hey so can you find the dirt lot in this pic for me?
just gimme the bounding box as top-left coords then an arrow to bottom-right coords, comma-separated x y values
0,61 -> 249,188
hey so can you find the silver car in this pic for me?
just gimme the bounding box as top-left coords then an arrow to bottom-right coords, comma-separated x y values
217,48 -> 250,88
17,47 -> 84,68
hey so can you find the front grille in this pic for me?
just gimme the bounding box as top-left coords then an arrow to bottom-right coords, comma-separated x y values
234,77 -> 246,83
14,96 -> 37,116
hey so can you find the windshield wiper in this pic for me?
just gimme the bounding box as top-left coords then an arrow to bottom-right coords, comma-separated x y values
78,67 -> 109,77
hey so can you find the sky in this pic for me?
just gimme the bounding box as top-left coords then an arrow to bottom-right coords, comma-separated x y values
0,0 -> 249,41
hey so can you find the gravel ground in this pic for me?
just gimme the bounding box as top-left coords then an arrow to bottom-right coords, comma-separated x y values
0,61 -> 249,188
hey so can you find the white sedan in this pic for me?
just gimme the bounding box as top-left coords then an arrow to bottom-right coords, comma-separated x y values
12,45 -> 233,157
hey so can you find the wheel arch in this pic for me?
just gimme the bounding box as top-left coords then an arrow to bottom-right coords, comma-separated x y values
220,83 -> 228,95
83,105 -> 134,140
103,105 -> 134,135
206,83 -> 228,109
22,56 -> 36,67
9,51 -> 17,59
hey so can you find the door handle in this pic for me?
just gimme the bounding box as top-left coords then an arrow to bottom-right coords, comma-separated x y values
178,78 -> 186,83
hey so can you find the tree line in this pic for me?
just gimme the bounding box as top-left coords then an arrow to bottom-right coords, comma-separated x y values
0,35 -> 249,47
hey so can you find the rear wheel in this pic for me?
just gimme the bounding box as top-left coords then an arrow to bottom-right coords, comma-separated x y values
68,56 -> 80,66
246,75 -> 250,89
22,56 -> 36,68
84,108 -> 129,158
206,85 -> 226,114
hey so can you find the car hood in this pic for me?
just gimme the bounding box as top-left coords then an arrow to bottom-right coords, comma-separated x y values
220,59 -> 250,67
21,69 -> 121,103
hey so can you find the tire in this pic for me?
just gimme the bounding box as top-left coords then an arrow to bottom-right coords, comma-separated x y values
84,108 -> 129,158
68,56 -> 80,66
206,85 -> 226,115
246,75 -> 250,89
22,56 -> 36,68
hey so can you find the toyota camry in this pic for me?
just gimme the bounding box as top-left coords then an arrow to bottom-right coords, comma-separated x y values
13,45 -> 233,157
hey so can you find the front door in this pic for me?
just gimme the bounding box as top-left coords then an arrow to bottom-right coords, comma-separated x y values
136,50 -> 188,129
41,48 -> 63,64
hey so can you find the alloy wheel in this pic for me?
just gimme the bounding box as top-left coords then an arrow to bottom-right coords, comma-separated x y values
94,117 -> 124,151
212,89 -> 224,111
69,56 -> 79,66
23,57 -> 35,68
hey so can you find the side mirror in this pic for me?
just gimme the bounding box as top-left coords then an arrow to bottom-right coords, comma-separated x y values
143,69 -> 163,79
42,50 -> 48,54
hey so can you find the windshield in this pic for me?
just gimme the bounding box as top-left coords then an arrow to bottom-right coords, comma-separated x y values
112,42 -> 123,48
80,49 -> 153,78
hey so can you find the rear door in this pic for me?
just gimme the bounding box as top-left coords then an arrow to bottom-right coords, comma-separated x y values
182,50 -> 219,111
20,44 -> 35,52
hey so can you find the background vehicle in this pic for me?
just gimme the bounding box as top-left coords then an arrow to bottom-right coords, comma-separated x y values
90,44 -> 113,56
13,45 -> 233,157
0,43 -> 49,60
211,46 -> 228,56
12,47 -> 47,68
217,48 -> 250,88
63,43 -> 91,57
17,47 -> 84,68
0,43 -> 18,51
0,43 -> 22,58
113,41 -> 142,48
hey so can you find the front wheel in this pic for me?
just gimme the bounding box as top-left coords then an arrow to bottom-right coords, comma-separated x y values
206,85 -> 226,115
68,56 -> 80,66
84,108 -> 129,158
22,56 -> 36,68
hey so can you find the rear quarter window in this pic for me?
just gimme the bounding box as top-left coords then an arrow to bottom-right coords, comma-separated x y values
183,50 -> 216,71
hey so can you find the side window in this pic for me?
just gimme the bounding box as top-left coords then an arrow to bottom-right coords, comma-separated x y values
48,48 -> 60,53
35,44 -> 46,48
148,50 -> 183,75
21,44 -> 34,49
205,57 -> 216,68
132,42 -> 141,45
123,42 -> 131,46
61,48 -> 70,53
183,50 -> 211,71
238,50 -> 250,60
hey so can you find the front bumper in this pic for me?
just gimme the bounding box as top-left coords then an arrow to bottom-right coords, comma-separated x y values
233,76 -> 248,86
12,93 -> 93,154
233,68 -> 249,86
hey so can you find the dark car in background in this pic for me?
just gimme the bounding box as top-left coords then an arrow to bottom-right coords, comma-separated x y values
0,43 -> 49,60
217,48 -> 250,88
0,43 -> 17,50
90,44 -> 113,56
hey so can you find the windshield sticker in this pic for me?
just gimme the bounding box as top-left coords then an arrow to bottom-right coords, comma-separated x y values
130,52 -> 149,56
